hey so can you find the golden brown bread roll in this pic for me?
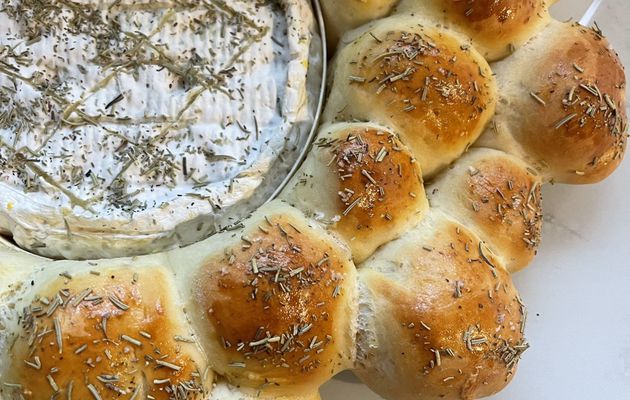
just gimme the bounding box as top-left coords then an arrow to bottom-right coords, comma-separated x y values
426,149 -> 543,272
320,0 -> 399,51
355,210 -> 527,400
1,260 -> 212,400
182,202 -> 357,398
475,21 -> 628,184
323,15 -> 497,177
395,0 -> 553,61
280,122 -> 428,262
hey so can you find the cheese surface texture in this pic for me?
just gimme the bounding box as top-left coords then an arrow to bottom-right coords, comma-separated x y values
0,0 -> 320,258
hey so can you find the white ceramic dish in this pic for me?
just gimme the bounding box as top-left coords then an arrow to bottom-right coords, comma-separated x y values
320,1 -> 630,399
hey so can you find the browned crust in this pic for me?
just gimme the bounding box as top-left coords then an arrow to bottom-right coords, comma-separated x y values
441,0 -> 550,59
396,0 -> 552,60
428,151 -> 543,272
500,23 -> 627,183
321,126 -> 426,261
356,218 -> 527,400
4,268 -> 207,400
325,21 -> 497,176
194,211 -> 355,395
463,158 -> 542,271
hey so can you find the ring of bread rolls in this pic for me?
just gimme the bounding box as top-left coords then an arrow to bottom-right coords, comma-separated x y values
0,1 -> 626,400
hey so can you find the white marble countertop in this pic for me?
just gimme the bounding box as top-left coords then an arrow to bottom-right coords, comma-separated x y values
320,1 -> 630,399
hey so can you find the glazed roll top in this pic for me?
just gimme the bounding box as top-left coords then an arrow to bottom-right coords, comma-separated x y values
174,201 -> 358,398
1,258 -> 212,400
476,21 -> 628,184
323,15 -> 497,177
355,210 -> 527,400
395,0 -> 553,61
281,123 -> 428,263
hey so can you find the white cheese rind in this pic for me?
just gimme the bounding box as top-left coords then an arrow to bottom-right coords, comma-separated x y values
0,0 -> 321,259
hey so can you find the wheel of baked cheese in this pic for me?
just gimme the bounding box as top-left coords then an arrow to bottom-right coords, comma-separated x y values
0,0 -> 322,259
0,1 -> 626,400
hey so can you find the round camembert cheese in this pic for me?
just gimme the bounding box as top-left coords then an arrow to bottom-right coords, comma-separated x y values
0,0 -> 321,258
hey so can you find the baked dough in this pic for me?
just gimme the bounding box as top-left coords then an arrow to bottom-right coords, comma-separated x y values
475,21 -> 628,183
323,15 -> 497,177
395,0 -> 553,61
281,122 -> 428,262
320,0 -> 399,50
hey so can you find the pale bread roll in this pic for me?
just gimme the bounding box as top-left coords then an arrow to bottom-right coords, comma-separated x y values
321,0 -> 399,50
